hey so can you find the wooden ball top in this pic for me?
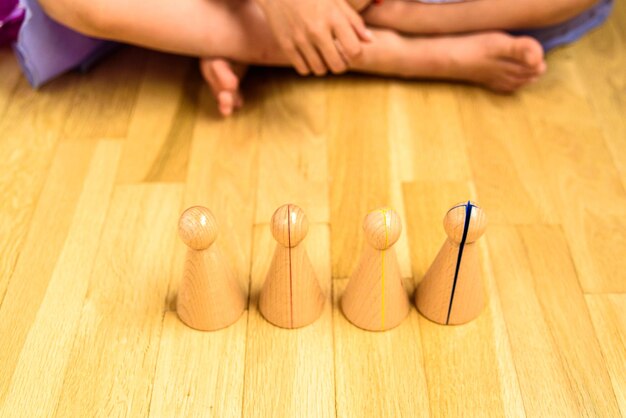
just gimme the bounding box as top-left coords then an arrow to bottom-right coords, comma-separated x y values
444,201 -> 487,244
270,204 -> 309,247
363,208 -> 401,250
178,206 -> 218,250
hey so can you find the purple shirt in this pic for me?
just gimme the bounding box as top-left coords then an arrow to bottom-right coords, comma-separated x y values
2,0 -> 114,87
0,0 -> 23,46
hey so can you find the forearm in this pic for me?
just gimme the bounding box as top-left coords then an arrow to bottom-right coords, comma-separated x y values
365,0 -> 601,34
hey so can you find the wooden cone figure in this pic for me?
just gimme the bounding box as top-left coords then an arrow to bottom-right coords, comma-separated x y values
177,206 -> 246,331
416,201 -> 488,325
341,208 -> 410,331
259,204 -> 324,329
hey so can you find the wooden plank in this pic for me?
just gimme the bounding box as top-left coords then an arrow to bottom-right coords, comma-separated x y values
474,225 -> 526,418
116,53 -> 198,183
148,88 -> 257,417
148,312 -> 247,417
418,311 -> 506,416
328,76 -> 391,278
61,47 -> 146,140
0,140 -> 55,304
609,0 -> 626,49
0,50 -> 21,116
573,20 -> 626,187
254,73 -> 329,224
0,141 -> 122,416
0,71 -> 79,306
0,140 -> 95,402
181,87 -> 260,288
457,88 -> 558,224
53,184 -> 183,416
333,279 -> 429,417
389,82 -> 471,182
523,54 -> 626,293
403,181 -> 518,417
242,224 -> 334,417
0,76 -> 77,141
386,81 -> 417,280
518,225 -> 621,416
487,225 -> 583,416
585,294 -> 626,416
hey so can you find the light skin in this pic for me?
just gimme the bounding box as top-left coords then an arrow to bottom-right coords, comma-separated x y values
200,0 -> 600,115
255,0 -> 373,75
40,0 -> 558,116
361,0 -> 600,35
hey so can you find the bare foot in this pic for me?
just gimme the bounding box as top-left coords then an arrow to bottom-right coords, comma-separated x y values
361,31 -> 546,93
199,58 -> 248,116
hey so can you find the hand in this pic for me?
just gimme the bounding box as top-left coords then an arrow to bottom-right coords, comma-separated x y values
256,0 -> 372,75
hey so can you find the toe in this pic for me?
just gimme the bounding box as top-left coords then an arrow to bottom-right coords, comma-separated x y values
498,60 -> 537,78
538,60 -> 548,74
199,58 -> 221,96
512,36 -> 545,70
487,71 -> 533,93
212,59 -> 240,92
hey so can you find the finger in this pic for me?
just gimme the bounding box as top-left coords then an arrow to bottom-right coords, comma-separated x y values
316,32 -> 348,74
296,41 -> 328,76
332,20 -> 362,62
282,42 -> 311,75
340,2 -> 373,42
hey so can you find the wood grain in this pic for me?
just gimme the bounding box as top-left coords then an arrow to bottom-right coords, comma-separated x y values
0,74 -> 79,307
0,51 -> 21,114
182,87 -> 259,285
574,17 -> 626,188
585,294 -> 626,416
0,140 -> 96,402
328,77 -> 391,278
60,47 -> 146,140
53,184 -> 183,416
390,83 -> 471,182
116,53 -> 196,183
523,52 -> 626,293
457,88 -> 558,224
0,141 -> 121,417
519,225 -> 621,416
0,13 -> 625,415
488,225 -> 587,416
333,279 -> 429,417
254,74 -> 329,224
149,312 -> 247,417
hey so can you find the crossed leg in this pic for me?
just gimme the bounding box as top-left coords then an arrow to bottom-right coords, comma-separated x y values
40,0 -> 547,115
361,0 -> 600,35
197,0 -> 548,115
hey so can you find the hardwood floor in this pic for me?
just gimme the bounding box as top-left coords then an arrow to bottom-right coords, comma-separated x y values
0,4 -> 625,416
